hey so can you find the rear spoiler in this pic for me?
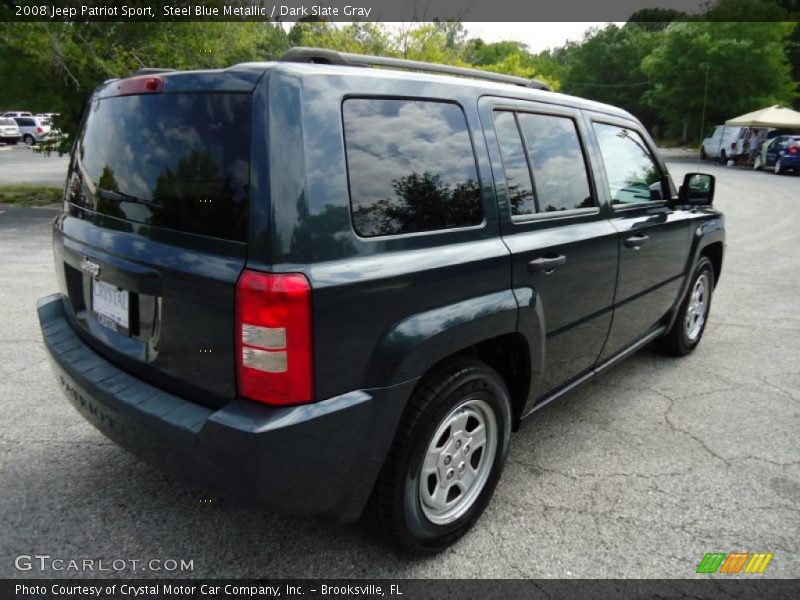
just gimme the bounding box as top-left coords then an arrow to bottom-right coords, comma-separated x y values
130,68 -> 176,76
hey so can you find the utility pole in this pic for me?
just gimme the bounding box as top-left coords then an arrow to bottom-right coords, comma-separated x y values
698,63 -> 710,167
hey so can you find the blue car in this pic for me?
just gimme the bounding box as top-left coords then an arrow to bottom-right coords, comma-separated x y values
765,135 -> 800,174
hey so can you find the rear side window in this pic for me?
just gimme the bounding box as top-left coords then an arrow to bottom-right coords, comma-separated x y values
75,93 -> 251,240
16,118 -> 34,126
517,113 -> 594,212
593,123 -> 664,205
343,99 -> 483,237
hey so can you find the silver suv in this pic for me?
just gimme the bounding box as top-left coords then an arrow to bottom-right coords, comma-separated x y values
0,117 -> 22,145
13,115 -> 52,145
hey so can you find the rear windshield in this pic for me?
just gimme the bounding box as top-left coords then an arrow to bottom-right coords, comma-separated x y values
0,118 -> 16,126
75,92 -> 251,240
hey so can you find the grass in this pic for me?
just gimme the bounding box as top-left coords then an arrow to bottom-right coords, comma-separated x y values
0,185 -> 62,207
655,138 -> 701,151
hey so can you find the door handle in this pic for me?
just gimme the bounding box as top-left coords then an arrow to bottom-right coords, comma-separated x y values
624,233 -> 650,249
527,254 -> 566,273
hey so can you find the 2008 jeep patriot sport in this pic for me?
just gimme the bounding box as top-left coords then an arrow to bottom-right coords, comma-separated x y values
38,48 -> 724,553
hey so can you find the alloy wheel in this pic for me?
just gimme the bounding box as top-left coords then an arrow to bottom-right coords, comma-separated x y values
685,273 -> 710,342
418,397 -> 498,525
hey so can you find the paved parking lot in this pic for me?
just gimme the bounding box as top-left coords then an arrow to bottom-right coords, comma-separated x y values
0,144 -> 70,187
0,160 -> 798,578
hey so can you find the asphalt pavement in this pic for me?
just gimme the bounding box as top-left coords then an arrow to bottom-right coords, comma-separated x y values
0,144 -> 70,187
0,159 -> 798,578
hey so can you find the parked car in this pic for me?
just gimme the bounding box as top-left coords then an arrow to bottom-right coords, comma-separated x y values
13,115 -> 52,145
701,125 -> 744,161
37,48 -> 724,553
2,111 -> 32,118
0,117 -> 22,144
758,134 -> 800,174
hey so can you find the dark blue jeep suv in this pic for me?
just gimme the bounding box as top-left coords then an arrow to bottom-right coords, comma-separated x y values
38,48 -> 724,553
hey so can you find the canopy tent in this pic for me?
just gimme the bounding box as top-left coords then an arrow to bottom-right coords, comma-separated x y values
725,105 -> 800,129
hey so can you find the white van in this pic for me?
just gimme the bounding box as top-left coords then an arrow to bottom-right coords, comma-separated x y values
701,126 -> 745,161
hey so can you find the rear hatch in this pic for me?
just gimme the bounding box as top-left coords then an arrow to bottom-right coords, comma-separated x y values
0,117 -> 20,137
55,72 -> 257,408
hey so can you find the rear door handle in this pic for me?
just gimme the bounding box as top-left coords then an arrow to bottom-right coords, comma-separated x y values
624,233 -> 650,249
527,254 -> 566,273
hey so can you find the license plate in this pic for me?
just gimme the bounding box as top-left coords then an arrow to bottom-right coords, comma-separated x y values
92,280 -> 129,331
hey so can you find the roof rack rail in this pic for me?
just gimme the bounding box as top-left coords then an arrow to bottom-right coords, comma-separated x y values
130,68 -> 176,77
279,47 -> 551,91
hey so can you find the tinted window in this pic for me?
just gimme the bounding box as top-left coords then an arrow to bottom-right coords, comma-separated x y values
593,123 -> 664,205
518,113 -> 593,212
493,111 -> 535,217
16,118 -> 35,126
74,93 -> 251,240
343,99 -> 482,237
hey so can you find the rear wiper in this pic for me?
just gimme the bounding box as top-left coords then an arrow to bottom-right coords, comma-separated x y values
97,188 -> 162,208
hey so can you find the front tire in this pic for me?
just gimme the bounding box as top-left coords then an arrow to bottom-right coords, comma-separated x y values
657,257 -> 714,357
366,357 -> 512,554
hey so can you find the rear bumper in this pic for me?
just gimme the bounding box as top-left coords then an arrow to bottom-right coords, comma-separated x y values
38,294 -> 415,522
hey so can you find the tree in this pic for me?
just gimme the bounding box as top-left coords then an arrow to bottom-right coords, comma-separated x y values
642,20 -> 796,141
626,8 -> 687,31
558,25 -> 662,129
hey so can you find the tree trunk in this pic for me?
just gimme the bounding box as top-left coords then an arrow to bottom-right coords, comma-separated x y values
682,120 -> 688,142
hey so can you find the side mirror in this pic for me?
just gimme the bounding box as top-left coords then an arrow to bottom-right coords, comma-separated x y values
678,173 -> 715,205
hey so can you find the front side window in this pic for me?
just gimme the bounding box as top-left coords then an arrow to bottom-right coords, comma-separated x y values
593,123 -> 664,205
343,99 -> 483,237
518,113 -> 594,212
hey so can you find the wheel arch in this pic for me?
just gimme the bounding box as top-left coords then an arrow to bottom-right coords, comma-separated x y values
701,241 -> 724,288
368,293 -> 533,431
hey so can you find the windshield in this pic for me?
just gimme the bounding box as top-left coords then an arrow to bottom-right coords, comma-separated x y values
73,92 -> 251,240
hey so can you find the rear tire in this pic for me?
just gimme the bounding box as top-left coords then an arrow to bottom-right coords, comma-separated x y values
657,257 -> 714,357
366,357 -> 512,554
23,134 -> 35,146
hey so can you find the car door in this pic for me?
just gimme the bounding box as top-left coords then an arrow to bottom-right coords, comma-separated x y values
765,136 -> 784,167
480,98 -> 619,402
585,114 -> 694,360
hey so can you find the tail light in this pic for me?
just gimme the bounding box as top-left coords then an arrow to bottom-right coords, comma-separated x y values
36,127 -> 43,133
235,270 -> 313,406
789,145 -> 798,155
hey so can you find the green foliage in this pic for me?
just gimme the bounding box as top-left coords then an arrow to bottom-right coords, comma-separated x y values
642,20 -> 796,140
626,8 -> 687,31
558,25 -> 661,127
0,185 -> 63,206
